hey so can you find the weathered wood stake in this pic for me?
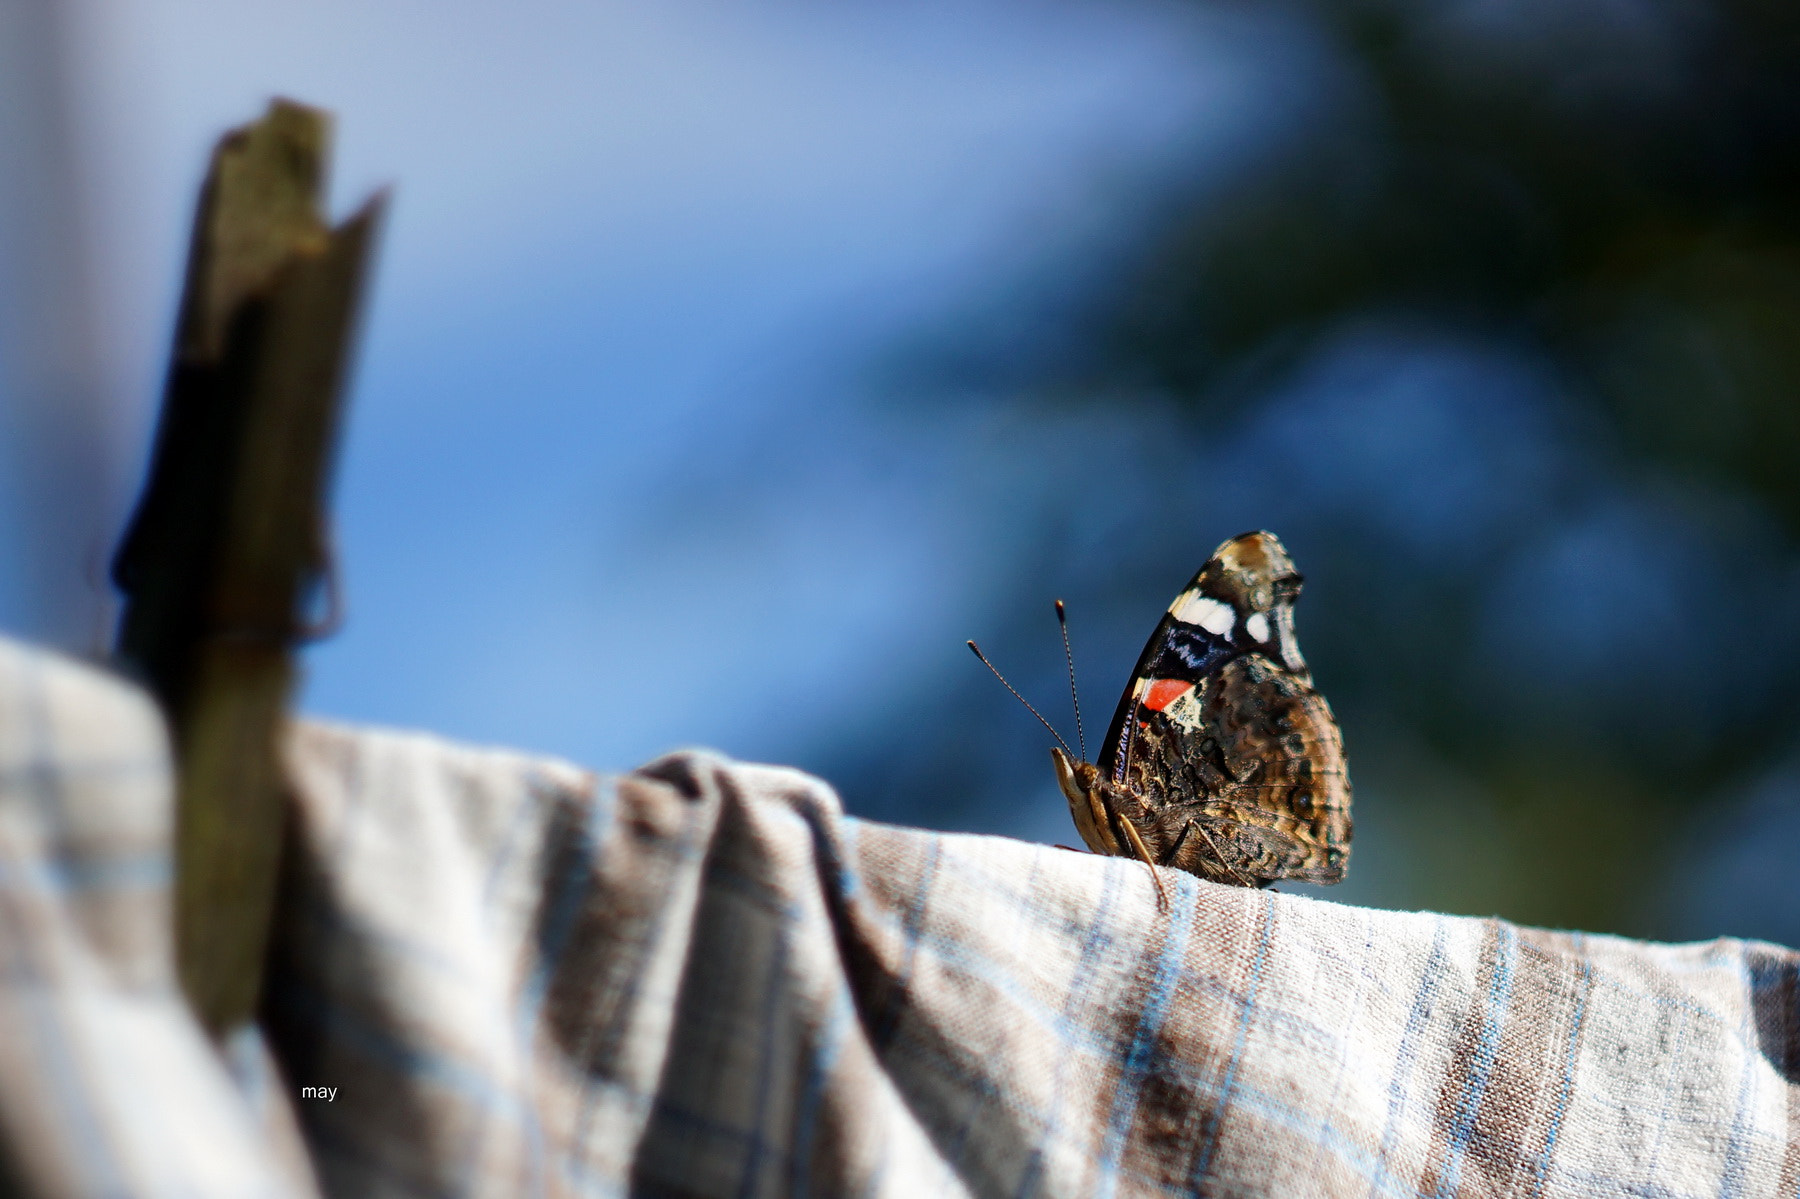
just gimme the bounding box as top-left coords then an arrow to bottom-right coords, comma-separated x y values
111,98 -> 383,1035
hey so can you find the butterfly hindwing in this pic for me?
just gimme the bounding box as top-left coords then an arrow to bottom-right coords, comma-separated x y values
1066,530 -> 1351,888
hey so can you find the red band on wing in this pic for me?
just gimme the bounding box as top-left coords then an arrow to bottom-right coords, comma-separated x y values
1141,678 -> 1193,712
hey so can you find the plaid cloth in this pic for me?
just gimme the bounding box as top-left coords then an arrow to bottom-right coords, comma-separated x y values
2,635 -> 1798,1197
0,636 -> 313,1198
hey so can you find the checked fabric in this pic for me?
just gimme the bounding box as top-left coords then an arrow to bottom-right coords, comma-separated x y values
1,633 -> 1798,1197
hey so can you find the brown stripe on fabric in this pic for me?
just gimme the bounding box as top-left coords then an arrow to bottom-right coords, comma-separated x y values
1157,886 -> 1272,1194
263,764 -> 462,1193
1416,925 -> 1593,1199
1132,1023 -> 1209,1164
1077,880 -> 1170,1185
537,756 -> 726,1090
537,770 -> 683,1081
1021,866 -> 1146,1196
847,842 -> 1102,1198
1749,953 -> 1800,1194
1107,926 -> 1206,1188
1416,922 -> 1540,1197
1416,922 -> 1503,1199
1778,1072 -> 1800,1197
833,829 -> 944,1054
633,761 -> 853,1199
1515,933 -> 1596,1199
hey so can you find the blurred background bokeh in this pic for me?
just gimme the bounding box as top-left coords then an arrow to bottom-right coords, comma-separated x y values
3,0 -> 1797,943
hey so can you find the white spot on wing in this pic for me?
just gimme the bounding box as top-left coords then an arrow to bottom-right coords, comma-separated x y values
1170,590 -> 1234,636
1163,685 -> 1205,732
1245,612 -> 1270,642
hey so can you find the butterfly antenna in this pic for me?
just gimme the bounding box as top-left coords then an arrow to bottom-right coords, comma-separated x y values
1054,600 -> 1086,763
966,641 -> 1076,759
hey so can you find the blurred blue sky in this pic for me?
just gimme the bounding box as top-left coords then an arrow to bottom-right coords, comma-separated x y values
6,0 -> 1274,765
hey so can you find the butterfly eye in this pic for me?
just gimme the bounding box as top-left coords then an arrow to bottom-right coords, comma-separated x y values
1275,573 -> 1304,602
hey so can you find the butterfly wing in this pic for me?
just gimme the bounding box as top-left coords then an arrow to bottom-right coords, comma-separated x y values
1096,530 -> 1352,886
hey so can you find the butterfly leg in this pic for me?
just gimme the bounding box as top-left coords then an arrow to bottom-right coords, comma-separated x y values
1189,820 -> 1258,889
1115,815 -> 1170,908
1159,820 -> 1194,866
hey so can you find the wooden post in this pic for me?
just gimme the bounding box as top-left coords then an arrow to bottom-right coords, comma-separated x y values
111,99 -> 384,1035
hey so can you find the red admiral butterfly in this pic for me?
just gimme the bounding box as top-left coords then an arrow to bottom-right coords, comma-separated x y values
971,531 -> 1351,897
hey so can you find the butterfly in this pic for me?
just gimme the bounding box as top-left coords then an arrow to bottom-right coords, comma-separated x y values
971,530 -> 1351,897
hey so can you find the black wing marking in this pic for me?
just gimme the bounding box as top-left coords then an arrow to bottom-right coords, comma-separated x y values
1144,621 -> 1238,682
1097,604 -> 1242,785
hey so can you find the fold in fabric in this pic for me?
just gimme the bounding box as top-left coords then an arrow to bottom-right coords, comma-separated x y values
2,635 -> 1797,1196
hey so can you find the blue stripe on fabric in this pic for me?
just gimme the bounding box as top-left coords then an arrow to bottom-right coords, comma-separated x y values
776,984 -> 1409,1198
1549,1161 -> 1706,1199
870,837 -> 941,1052
1005,847 -> 1058,1199
1094,876 -> 1196,1199
940,1039 -> 1012,1182
1014,859 -> 1126,1199
891,990 -> 1419,1199
1595,971 -> 1741,1027
705,831 -> 1391,1198
0,653 -> 130,1197
16,649 -> 71,837
813,843 -> 1136,1062
900,845 -> 1045,1187
826,820 -> 898,1193
737,887 -> 801,1199
1718,1042 -> 1757,1199
571,775 -> 708,1149
270,974 -> 537,1113
650,1097 -> 797,1176
1720,953 -> 1797,1199
781,769 -> 875,1197
640,816 -> 882,1185
870,856 -> 1221,1075
0,852 -> 170,894
697,823 -> 1483,1199
1527,958 -> 1591,1197
834,816 -> 865,906
1429,922 -> 1518,1199
1772,956 -> 1800,1199
287,884 -> 483,990
6,933 -> 138,1196
797,793 -> 864,912
488,777 -> 622,1199
788,985 -> 854,1199
0,759 -> 167,788
1611,969 -> 1701,1183
814,846 -> 1348,1115
1166,1047 -> 1423,1194
1187,890 -> 1276,1191
1366,919 -> 1451,1199
523,780 -> 608,999
298,1116 -> 468,1199
701,1054 -> 1411,1199
1290,908 -> 1380,1188
479,768 -> 574,912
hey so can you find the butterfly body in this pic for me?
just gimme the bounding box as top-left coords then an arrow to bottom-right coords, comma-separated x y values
1054,531 -> 1351,888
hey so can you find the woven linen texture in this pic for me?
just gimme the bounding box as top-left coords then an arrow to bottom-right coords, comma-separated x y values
2,633 -> 1797,1196
0,638 -> 312,1199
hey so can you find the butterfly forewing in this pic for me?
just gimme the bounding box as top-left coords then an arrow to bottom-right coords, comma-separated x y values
1083,530 -> 1351,888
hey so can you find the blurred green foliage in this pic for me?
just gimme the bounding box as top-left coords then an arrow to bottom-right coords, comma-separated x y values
1052,0 -> 1800,934
853,0 -> 1800,938
1079,1 -> 1800,532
